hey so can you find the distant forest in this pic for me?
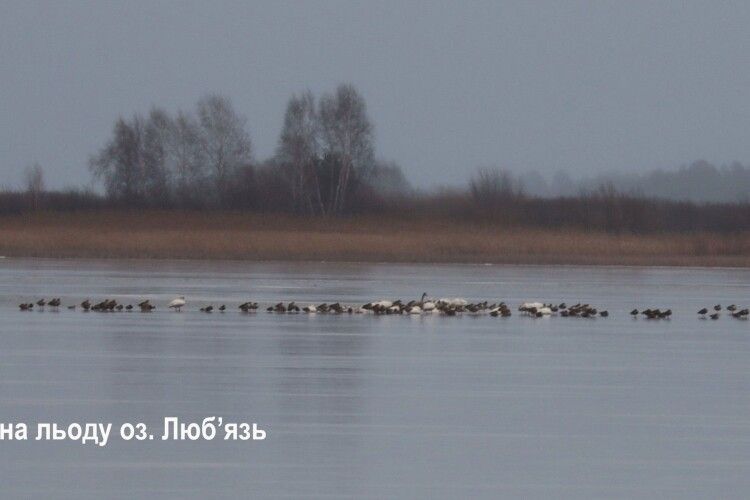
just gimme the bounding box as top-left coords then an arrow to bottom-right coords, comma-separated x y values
517,160 -> 750,203
4,83 -> 750,234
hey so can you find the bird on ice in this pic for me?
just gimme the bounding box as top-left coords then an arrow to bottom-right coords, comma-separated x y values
168,296 -> 186,312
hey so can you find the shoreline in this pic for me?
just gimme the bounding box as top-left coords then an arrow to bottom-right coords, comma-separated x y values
4,256 -> 750,274
1,211 -> 749,268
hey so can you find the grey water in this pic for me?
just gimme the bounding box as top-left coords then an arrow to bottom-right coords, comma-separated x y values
1,258 -> 749,499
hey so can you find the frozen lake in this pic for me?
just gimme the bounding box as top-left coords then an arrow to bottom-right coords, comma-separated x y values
0,259 -> 749,498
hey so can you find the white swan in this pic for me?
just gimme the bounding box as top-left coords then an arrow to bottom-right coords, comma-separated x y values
419,292 -> 436,311
168,296 -> 186,312
439,298 -> 468,307
521,301 -> 544,310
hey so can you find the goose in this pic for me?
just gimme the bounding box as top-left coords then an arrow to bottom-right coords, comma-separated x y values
731,309 -> 748,319
489,305 -> 511,317
239,302 -> 258,312
95,299 -> 116,312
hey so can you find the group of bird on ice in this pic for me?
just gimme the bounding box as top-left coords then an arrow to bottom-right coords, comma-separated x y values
16,294 -> 750,320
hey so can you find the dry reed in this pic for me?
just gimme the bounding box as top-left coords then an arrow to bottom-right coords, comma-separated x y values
0,210 -> 749,267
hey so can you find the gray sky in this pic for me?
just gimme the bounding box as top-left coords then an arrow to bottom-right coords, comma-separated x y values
2,1 -> 750,189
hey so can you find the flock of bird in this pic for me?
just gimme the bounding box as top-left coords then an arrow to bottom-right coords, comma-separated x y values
15,294 -> 749,320
695,304 -> 749,320
17,295 -> 610,317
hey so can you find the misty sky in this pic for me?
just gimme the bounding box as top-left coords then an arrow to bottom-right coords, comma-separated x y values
2,1 -> 750,189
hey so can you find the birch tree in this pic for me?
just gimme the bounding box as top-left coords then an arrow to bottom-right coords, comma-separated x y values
277,91 -> 322,213
196,94 -> 252,203
23,163 -> 45,210
318,84 -> 373,214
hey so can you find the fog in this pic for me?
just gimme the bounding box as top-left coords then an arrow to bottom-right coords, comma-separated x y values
2,1 -> 750,190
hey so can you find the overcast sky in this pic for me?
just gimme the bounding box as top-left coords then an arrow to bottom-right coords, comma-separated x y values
2,1 -> 750,189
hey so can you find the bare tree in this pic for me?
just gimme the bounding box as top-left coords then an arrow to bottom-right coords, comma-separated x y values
367,160 -> 412,196
470,167 -> 521,208
277,91 -> 323,213
24,163 -> 45,210
196,94 -> 252,203
89,113 -> 170,205
168,111 -> 208,206
318,84 -> 373,214
89,116 -> 145,202
142,108 -> 172,203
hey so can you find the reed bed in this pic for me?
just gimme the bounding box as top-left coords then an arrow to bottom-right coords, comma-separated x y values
0,210 -> 749,266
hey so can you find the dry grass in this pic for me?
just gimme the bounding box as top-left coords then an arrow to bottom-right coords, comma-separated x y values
0,210 -> 749,267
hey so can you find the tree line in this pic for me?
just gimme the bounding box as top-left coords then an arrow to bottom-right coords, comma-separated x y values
85,84 -> 408,214
5,83 -> 750,234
